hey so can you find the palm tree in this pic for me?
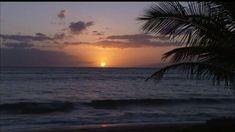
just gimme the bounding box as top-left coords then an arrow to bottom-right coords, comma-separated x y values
138,2 -> 235,87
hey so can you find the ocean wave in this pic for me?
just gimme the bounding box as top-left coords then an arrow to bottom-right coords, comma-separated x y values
0,101 -> 74,114
85,98 -> 235,109
1,98 -> 234,113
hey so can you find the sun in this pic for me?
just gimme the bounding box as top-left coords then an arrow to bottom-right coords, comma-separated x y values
100,62 -> 106,67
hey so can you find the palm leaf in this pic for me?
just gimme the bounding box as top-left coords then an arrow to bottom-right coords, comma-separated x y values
137,2 -> 234,47
162,46 -> 207,62
162,45 -> 235,66
139,2 -> 235,87
145,62 -> 235,87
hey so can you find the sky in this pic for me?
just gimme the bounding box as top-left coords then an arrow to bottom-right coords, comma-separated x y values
0,2 -> 177,67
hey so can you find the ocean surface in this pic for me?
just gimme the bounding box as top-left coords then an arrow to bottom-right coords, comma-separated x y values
0,67 -> 235,131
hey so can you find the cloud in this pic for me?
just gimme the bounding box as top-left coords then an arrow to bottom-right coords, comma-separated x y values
64,41 -> 90,45
1,32 -> 177,50
106,34 -> 170,42
0,33 -> 52,42
92,40 -> 177,48
69,21 -> 94,34
0,32 -> 69,42
35,33 -> 47,37
92,31 -> 104,36
4,42 -> 33,49
54,33 -> 66,40
92,40 -> 136,48
64,34 -> 178,48
86,21 -> 94,26
57,9 -> 68,19
107,34 -> 154,40
105,34 -> 179,47
0,47 -> 90,67
0,32 -> 71,49
105,27 -> 111,31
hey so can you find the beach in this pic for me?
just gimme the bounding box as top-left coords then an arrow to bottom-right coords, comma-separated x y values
21,122 -> 203,132
19,119 -> 235,132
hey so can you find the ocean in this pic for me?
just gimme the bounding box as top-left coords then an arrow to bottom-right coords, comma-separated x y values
0,67 -> 234,131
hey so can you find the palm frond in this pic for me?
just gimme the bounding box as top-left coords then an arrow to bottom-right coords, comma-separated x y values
139,2 -> 235,87
162,45 -> 235,66
137,2 -> 234,47
162,46 -> 207,62
146,62 -> 235,87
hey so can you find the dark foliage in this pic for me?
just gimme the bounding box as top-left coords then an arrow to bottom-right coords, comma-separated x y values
138,2 -> 235,87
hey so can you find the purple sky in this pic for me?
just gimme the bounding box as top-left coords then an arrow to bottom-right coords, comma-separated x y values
0,2 -> 176,67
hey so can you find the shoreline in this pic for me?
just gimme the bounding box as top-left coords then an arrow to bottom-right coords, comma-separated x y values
5,118 -> 235,132
21,121 -> 205,132
15,118 -> 235,132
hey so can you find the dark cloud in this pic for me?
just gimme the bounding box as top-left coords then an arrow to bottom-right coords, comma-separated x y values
0,33 -> 63,50
106,34 -> 170,42
0,32 -> 70,49
57,9 -> 68,19
63,33 -> 178,48
69,21 -> 94,34
92,34 -> 179,48
1,32 -> 177,50
54,33 -> 66,40
86,21 -> 94,26
91,40 -> 177,48
92,31 -> 104,36
0,48 -> 90,67
4,42 -> 33,49
0,33 -> 52,42
64,42 -> 90,45
92,40 -> 133,48
35,33 -> 47,37
107,34 -> 154,40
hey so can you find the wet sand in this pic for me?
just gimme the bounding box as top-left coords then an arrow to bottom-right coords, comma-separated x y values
24,122 -> 204,132
15,117 -> 235,132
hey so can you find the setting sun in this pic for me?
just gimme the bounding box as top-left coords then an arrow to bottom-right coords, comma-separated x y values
100,62 -> 106,67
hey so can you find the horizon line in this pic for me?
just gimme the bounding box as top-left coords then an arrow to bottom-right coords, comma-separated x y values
0,66 -> 161,69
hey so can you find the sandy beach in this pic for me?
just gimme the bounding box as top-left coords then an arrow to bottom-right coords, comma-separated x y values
21,122 -> 203,132
16,118 -> 234,132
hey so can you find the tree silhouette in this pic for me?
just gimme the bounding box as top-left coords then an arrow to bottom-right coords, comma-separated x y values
138,2 -> 235,86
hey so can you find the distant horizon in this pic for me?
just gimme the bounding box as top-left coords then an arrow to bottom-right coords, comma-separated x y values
0,65 -> 162,69
0,61 -> 169,68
